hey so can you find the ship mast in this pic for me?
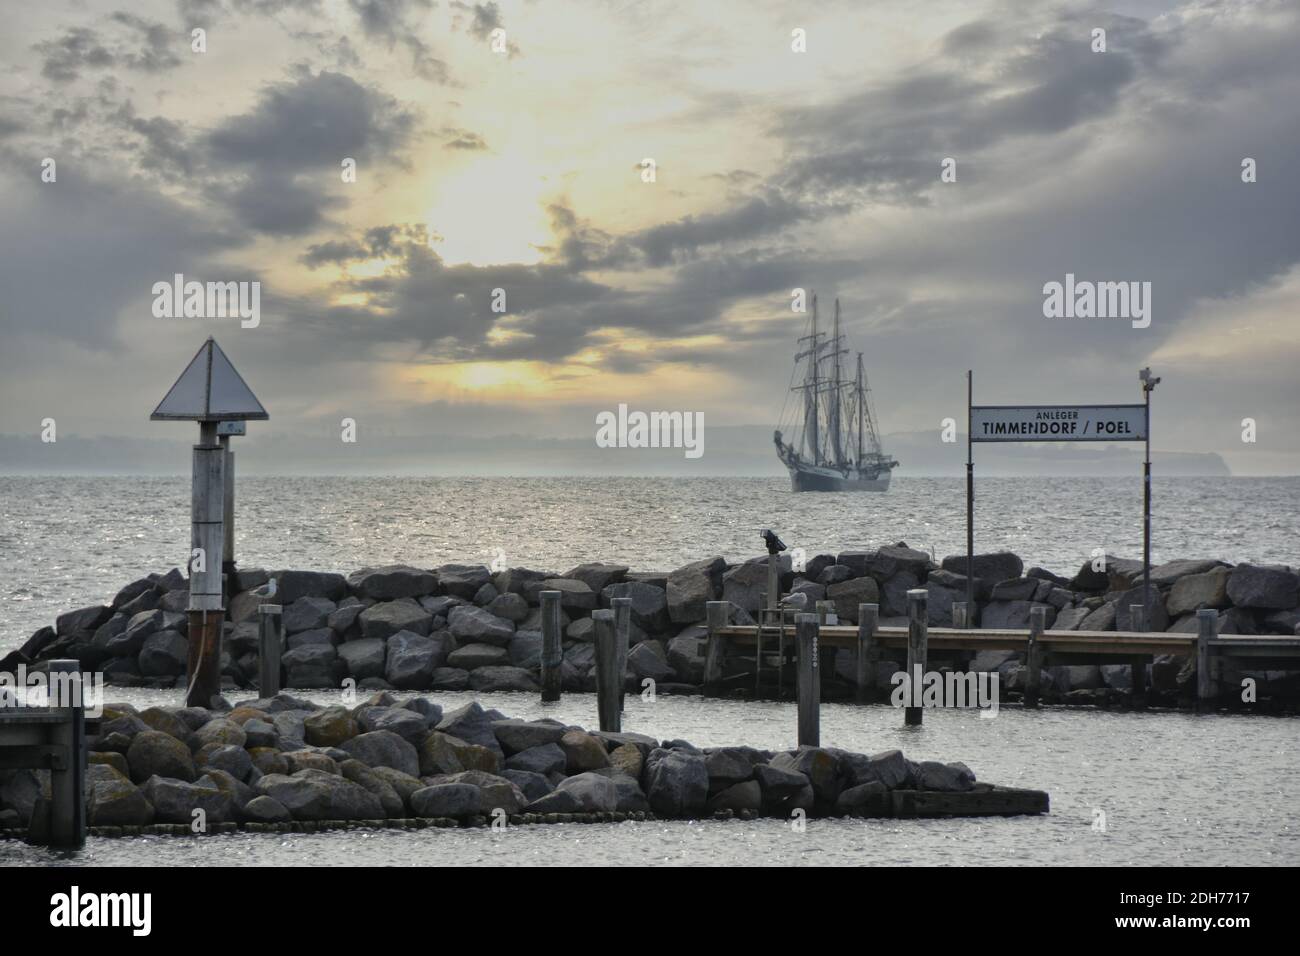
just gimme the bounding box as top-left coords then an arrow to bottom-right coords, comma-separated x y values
856,351 -> 865,463
799,295 -> 821,464
830,299 -> 843,466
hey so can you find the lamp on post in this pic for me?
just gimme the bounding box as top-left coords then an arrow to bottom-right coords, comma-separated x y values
151,338 -> 267,706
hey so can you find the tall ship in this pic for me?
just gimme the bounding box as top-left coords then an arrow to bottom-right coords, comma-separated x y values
774,295 -> 899,492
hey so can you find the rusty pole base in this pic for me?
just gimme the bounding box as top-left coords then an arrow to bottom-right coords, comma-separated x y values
186,609 -> 225,707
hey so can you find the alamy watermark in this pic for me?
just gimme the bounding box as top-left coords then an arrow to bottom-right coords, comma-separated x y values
152,273 -> 261,328
595,403 -> 704,459
0,664 -> 103,717
1043,273 -> 1151,329
890,665 -> 999,717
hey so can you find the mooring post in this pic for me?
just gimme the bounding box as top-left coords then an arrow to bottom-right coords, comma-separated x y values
1196,608 -> 1219,709
187,419 -> 226,707
1130,604 -> 1148,706
905,589 -> 928,726
953,601 -> 968,629
610,596 -> 631,711
47,659 -> 86,850
856,603 -> 879,704
704,600 -> 730,693
816,599 -> 834,625
796,612 -> 820,746
1025,605 -> 1045,709
258,603 -> 283,696
766,553 -> 781,611
593,609 -> 621,732
540,590 -> 563,702
220,432 -> 235,607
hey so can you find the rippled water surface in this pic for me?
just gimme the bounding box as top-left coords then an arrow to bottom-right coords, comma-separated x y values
1,476 -> 1297,866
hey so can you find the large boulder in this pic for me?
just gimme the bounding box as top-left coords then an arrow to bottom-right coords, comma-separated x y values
565,563 -> 629,594
340,730 -> 420,777
272,571 -> 348,606
57,604 -> 113,636
769,747 -> 840,804
504,742 -> 567,775
303,706 -> 358,747
385,631 -> 445,689
721,562 -> 769,614
447,643 -> 509,669
348,565 -> 438,601
627,642 -> 674,682
981,600 -> 1055,630
643,749 -> 709,817
437,564 -> 493,599
1226,564 -> 1300,610
559,730 -> 610,773
827,577 -> 880,623
430,771 -> 528,815
256,769 -> 384,821
492,719 -> 566,754
941,552 -> 1022,598
338,638 -> 387,681
138,630 -> 189,677
126,731 -> 196,784
666,557 -> 725,624
1149,559 -> 1226,588
141,775 -> 233,825
666,628 -> 707,683
411,783 -> 481,818
1168,566 -> 1231,617
552,772 -> 620,812
854,544 -> 931,581
282,596 -> 337,634
435,702 -> 504,755
540,578 -> 598,611
1114,585 -> 1170,632
360,600 -> 432,640
447,606 -> 515,646
86,769 -> 154,827
602,581 -> 670,631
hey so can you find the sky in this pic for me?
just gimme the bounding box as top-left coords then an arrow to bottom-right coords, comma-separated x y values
0,0 -> 1297,474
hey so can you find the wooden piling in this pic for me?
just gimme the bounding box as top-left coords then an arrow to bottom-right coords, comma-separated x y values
258,604 -> 283,696
593,610 -> 621,732
610,596 -> 631,711
795,613 -> 820,746
1196,608 -> 1218,710
47,660 -> 86,850
1129,604 -> 1148,705
905,590 -> 928,725
187,420 -> 226,707
816,599 -> 834,625
540,590 -> 563,702
952,601 -> 969,629
1024,605 -> 1045,709
855,603 -> 879,704
704,601 -> 730,693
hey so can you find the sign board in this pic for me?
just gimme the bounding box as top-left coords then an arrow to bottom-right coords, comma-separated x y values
970,404 -> 1146,443
216,420 -> 246,436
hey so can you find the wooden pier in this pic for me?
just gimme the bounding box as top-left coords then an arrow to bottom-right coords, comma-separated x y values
705,600 -> 1300,708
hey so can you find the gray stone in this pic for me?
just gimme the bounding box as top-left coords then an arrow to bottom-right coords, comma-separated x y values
271,570 -> 348,606
138,630 -> 189,677
485,592 -> 529,623
142,774 -> 233,824
446,642 -> 507,670
384,631 -> 443,689
721,561 -> 769,614
348,565 -> 438,601
505,742 -> 567,776
989,578 -> 1038,601
508,631 -> 543,669
448,605 -> 515,646
1227,564 -> 1299,610
435,701 -> 503,754
437,564 -> 493,599
827,577 -> 879,623
666,629 -> 706,683
431,771 -> 528,815
500,769 -> 553,804
881,570 -> 921,617
1080,600 -> 1117,632
469,666 -> 539,692
126,731 -> 196,784
565,562 -> 630,594
627,642 -> 674,682
430,667 -> 469,691
559,730 -> 609,773
286,627 -> 335,649
982,600 -> 1056,630
360,600 -> 432,640
540,577 -> 598,611
1149,559 -> 1226,587
356,706 -> 428,745
666,557 -> 725,624
340,730 -> 420,777
282,596 -> 336,634
834,780 -> 887,814
339,759 -> 404,817
338,638 -> 387,680
1115,586 -> 1169,632
1168,566 -> 1231,617
941,552 -> 1023,599
644,749 -> 709,817
243,795 -> 292,822
197,744 -> 253,781
555,772 -> 620,812
1053,606 -> 1091,631
492,719 -> 566,754
256,769 -> 384,821
708,780 -> 763,812
915,761 -> 976,792
411,783 -> 481,818
601,581 -> 670,631
87,771 -> 154,827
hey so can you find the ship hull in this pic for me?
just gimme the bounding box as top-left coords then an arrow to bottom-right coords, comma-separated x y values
787,464 -> 892,492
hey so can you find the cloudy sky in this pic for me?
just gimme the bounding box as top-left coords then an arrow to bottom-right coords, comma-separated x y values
1,0 -> 1297,474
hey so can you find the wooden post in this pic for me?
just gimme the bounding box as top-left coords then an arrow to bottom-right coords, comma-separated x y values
610,596 -> 631,711
795,613 -> 820,746
905,589 -> 928,726
816,599 -> 834,625
1129,604 -> 1148,706
220,433 -> 235,606
593,610 -> 621,732
258,604 -> 283,696
540,590 -> 563,702
47,660 -> 86,850
704,601 -> 729,693
1025,605 -> 1045,709
952,601 -> 968,629
856,603 -> 879,704
766,554 -> 781,610
1196,608 -> 1218,709
187,420 -> 226,707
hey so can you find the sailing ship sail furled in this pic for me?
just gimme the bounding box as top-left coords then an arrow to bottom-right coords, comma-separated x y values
774,295 -> 900,492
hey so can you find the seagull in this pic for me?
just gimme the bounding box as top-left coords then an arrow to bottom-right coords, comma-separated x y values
779,592 -> 809,611
254,577 -> 278,599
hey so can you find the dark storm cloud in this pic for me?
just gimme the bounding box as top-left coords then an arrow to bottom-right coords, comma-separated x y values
35,14 -> 182,83
205,70 -> 417,234
346,0 -> 449,82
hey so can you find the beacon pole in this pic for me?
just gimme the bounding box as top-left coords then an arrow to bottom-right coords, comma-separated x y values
1139,367 -> 1160,632
965,370 -> 974,617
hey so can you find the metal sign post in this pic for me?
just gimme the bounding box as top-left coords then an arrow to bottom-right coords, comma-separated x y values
965,376 -> 1155,628
151,338 -> 267,706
